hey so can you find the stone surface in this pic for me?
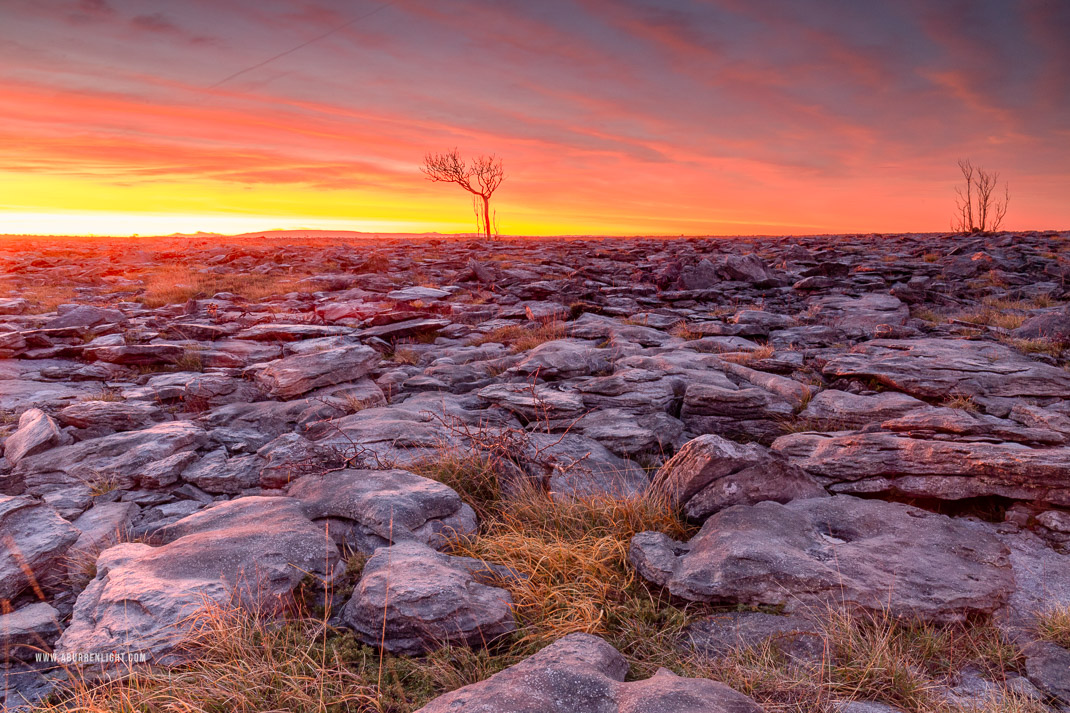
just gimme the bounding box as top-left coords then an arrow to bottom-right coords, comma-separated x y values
0,496 -> 79,602
629,496 -> 1013,623
288,468 -> 477,553
773,430 -> 1070,506
823,338 -> 1070,399
415,632 -> 764,713
2,409 -> 67,465
651,434 -> 825,521
56,497 -> 339,664
0,603 -> 61,661
255,344 -> 379,399
342,541 -> 515,655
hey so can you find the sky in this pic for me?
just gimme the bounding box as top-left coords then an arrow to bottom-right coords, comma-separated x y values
1,0 -> 1068,237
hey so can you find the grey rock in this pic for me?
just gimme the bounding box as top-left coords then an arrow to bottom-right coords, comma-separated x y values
773,430 -> 1070,506
342,541 -> 515,655
0,496 -> 79,601
1023,641 -> 1070,703
3,409 -> 68,465
47,304 -> 124,330
0,603 -> 61,661
526,432 -> 649,500
56,400 -> 162,433
415,632 -> 763,713
180,450 -> 262,494
255,344 -> 379,399
65,501 -> 138,584
797,390 -> 927,429
651,434 -> 825,521
629,496 -> 1012,623
686,611 -> 824,663
288,468 -> 477,553
57,497 -> 339,664
823,338 -> 1070,400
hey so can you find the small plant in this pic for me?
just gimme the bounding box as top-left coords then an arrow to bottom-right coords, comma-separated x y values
922,252 -> 940,263
474,320 -> 566,353
392,347 -> 421,365
1033,603 -> 1070,648
943,394 -> 980,412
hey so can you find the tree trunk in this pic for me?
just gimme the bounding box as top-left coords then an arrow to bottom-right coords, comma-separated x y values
482,195 -> 492,239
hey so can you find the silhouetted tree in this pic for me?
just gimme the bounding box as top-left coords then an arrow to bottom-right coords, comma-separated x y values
421,149 -> 504,239
953,159 -> 1009,234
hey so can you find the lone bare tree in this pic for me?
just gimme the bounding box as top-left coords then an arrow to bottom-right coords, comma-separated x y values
953,159 -> 1009,234
421,149 -> 504,239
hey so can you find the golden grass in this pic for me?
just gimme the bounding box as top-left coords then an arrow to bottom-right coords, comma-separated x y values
953,307 -> 1027,331
1002,337 -> 1065,358
131,265 -> 318,307
1033,603 -> 1070,648
690,606 -> 1024,713
721,344 -> 776,365
943,395 -> 980,412
448,486 -> 697,660
473,321 -> 566,353
32,603 -> 379,713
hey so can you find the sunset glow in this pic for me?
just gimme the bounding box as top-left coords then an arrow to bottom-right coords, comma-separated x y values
2,0 -> 1068,236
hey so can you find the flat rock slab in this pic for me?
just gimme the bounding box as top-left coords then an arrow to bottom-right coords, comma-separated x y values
288,468 -> 477,553
652,434 -> 825,521
629,496 -> 1013,623
686,611 -> 825,663
342,541 -> 515,655
56,497 -> 339,664
822,338 -> 1070,399
797,390 -> 927,429
773,431 -> 1070,506
255,344 -> 379,399
415,632 -> 764,713
0,496 -> 79,601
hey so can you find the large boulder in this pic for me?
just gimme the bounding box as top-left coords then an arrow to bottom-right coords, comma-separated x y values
255,344 -> 379,399
288,468 -> 477,553
415,632 -> 764,713
342,541 -> 515,655
2,409 -> 68,465
822,338 -> 1070,400
651,434 -> 825,521
0,496 -> 79,602
56,497 -> 339,664
773,431 -> 1070,506
629,496 -> 1013,623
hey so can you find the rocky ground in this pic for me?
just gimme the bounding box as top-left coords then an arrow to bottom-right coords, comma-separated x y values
2,231 -> 1070,712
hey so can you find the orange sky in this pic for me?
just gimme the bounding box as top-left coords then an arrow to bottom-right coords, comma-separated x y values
2,0 -> 1068,236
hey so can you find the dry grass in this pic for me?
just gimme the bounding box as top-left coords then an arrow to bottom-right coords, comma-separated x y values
131,265 -> 317,307
33,602 -> 380,713
943,395 -> 980,412
922,252 -> 941,263
912,308 -> 942,325
721,344 -> 775,365
449,486 -> 697,661
953,307 -> 1027,331
670,322 -> 703,341
1033,603 -> 1070,648
473,320 -> 566,353
1001,336 -> 1065,358
691,607 -> 1023,713
391,347 -> 421,366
